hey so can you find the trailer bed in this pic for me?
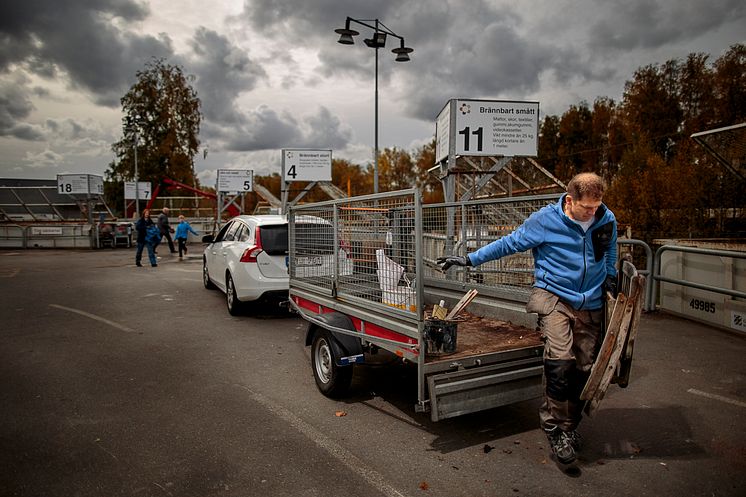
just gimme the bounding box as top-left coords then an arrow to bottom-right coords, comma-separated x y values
429,312 -> 542,363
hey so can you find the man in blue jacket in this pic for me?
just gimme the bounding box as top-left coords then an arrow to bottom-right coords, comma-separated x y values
438,172 -> 617,465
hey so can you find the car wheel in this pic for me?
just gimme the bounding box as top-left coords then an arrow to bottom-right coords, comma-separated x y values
203,258 -> 216,289
311,330 -> 352,398
226,273 -> 243,315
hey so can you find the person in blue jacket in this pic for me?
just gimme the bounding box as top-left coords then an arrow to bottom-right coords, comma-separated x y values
437,172 -> 618,465
134,209 -> 158,267
173,215 -> 199,259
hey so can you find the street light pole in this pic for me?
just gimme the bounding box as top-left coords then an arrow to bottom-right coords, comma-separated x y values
335,17 -> 413,194
374,24 -> 379,194
133,129 -> 139,219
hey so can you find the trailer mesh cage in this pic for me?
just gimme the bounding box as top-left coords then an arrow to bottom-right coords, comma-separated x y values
289,190 -> 419,316
289,189 -> 560,314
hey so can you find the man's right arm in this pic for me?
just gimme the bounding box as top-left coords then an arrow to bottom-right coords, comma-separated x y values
468,211 -> 546,266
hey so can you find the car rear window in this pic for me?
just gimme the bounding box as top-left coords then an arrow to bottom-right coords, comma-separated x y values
294,223 -> 335,255
260,225 -> 288,255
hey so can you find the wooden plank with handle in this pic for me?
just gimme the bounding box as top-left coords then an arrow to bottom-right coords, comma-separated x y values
585,294 -> 635,416
580,293 -> 627,401
614,274 -> 646,387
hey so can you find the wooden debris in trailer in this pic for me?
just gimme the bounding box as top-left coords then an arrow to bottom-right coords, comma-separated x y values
445,289 -> 479,320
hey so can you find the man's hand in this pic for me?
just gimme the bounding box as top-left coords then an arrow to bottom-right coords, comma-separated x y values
436,255 -> 471,271
603,275 -> 618,297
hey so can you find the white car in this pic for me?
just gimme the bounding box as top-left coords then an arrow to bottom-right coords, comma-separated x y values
202,215 -> 290,315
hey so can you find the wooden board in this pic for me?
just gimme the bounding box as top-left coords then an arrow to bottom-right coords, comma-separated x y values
613,274 -> 646,387
580,293 -> 627,400
585,296 -> 634,416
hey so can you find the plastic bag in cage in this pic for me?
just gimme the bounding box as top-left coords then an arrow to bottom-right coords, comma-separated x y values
376,249 -> 404,290
376,249 -> 416,311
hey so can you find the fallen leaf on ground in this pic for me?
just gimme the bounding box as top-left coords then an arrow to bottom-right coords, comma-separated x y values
503,449 -> 513,454
335,411 -> 347,417
419,481 -> 429,491
483,444 -> 494,453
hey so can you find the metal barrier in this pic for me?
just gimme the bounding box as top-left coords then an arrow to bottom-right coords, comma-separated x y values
653,245 -> 746,299
653,244 -> 746,332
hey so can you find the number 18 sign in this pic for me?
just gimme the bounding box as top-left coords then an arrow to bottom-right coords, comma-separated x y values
435,99 -> 539,163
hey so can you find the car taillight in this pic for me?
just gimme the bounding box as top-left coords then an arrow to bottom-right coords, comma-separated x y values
239,226 -> 263,263
240,246 -> 262,262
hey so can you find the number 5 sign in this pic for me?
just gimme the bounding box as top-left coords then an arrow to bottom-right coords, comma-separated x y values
217,169 -> 253,193
435,99 -> 539,162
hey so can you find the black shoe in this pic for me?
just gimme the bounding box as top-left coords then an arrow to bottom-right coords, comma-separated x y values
136,263 -> 142,267
151,264 -> 158,267
545,427 -> 576,464
566,430 -> 582,452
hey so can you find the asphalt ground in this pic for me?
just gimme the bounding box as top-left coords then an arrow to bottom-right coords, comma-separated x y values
1,248 -> 745,497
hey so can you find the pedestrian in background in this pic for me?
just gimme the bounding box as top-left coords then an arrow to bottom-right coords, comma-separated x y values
134,209 -> 158,267
158,207 -> 176,254
173,215 -> 199,259
437,172 -> 618,465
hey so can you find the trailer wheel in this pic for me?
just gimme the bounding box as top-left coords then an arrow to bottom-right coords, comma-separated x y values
312,330 -> 352,398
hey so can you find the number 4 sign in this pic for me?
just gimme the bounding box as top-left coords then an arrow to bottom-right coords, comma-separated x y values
282,149 -> 332,182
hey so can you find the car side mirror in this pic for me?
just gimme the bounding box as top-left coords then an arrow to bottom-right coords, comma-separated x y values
202,234 -> 214,243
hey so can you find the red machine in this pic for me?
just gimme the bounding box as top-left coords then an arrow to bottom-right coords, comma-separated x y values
131,178 -> 240,218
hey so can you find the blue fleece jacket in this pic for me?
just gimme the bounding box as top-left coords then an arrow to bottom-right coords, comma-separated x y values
467,194 -> 617,311
174,221 -> 199,240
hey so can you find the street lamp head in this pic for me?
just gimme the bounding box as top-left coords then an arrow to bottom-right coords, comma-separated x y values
392,41 -> 413,62
335,27 -> 359,44
364,31 -> 387,48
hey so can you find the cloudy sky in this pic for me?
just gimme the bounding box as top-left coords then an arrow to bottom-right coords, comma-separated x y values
0,0 -> 743,185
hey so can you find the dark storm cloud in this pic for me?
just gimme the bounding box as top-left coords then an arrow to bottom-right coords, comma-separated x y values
182,26 -> 350,152
589,0 -> 745,50
241,0 -> 600,121
0,0 -> 174,107
242,0 -> 400,40
187,27 -> 268,124
219,105 -> 351,152
0,74 -> 45,140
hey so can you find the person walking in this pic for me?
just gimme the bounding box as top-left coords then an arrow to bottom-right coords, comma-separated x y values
437,172 -> 618,465
158,207 -> 176,254
134,209 -> 158,267
173,215 -> 199,259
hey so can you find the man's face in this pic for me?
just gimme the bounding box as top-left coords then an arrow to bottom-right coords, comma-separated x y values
566,195 -> 602,222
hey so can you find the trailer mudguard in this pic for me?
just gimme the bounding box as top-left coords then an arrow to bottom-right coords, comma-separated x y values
305,312 -> 364,366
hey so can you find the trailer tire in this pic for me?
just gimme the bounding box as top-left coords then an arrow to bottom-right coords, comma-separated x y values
312,329 -> 352,398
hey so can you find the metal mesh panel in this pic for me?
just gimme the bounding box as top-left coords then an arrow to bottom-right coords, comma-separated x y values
290,190 -> 418,314
423,195 -> 557,296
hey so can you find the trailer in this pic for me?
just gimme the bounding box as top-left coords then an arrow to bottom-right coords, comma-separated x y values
288,188 -> 562,421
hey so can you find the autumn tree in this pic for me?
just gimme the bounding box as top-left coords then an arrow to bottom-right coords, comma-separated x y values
377,147 -> 415,192
106,58 -> 202,213
413,139 -> 443,203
